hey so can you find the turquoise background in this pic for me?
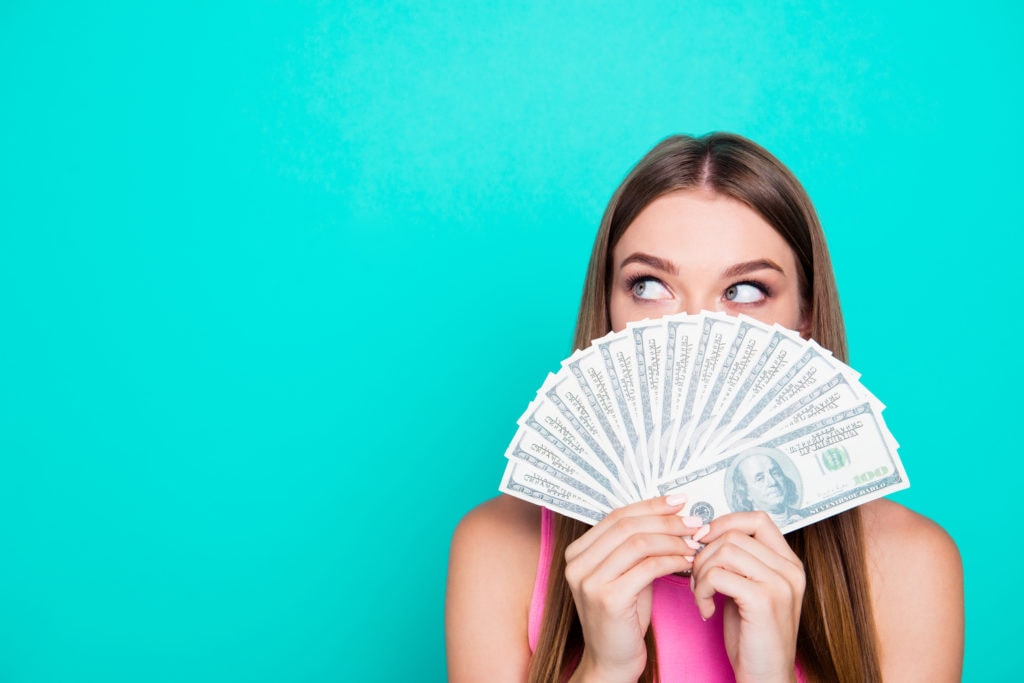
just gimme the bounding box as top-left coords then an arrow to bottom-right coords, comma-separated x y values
1,2 -> 1019,681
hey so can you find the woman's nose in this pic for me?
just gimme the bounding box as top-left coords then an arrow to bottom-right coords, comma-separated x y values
678,297 -> 719,316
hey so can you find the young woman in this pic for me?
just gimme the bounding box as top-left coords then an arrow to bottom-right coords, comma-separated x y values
446,133 -> 963,682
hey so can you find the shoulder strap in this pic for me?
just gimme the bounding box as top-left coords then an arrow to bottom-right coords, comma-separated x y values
527,506 -> 554,652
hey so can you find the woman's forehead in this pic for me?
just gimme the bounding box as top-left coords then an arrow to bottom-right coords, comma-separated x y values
612,191 -> 797,273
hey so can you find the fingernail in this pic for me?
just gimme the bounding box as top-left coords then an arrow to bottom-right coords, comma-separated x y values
681,515 -> 703,527
692,524 -> 711,542
665,492 -> 688,506
684,555 -> 694,563
684,538 -> 703,551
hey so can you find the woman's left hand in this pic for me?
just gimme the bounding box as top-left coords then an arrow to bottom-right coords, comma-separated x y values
689,511 -> 805,683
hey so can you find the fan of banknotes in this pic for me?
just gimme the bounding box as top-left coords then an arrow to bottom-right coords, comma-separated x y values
499,311 -> 908,533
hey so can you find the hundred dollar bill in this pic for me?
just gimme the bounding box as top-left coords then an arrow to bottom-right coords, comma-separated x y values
595,330 -> 651,495
536,368 -> 643,500
500,460 -> 606,525
702,340 -> 856,458
698,327 -> 811,459
667,313 -> 740,472
499,310 -> 907,533
731,371 -> 882,450
658,315 -> 702,480
516,387 -> 638,504
562,344 -> 644,491
658,401 -> 907,534
663,314 -> 733,473
686,315 -> 775,459
628,318 -> 669,492
504,428 -> 628,509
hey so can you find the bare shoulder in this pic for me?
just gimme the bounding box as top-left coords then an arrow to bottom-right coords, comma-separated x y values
451,494 -> 542,561
860,498 -> 964,681
860,498 -> 961,579
449,495 -> 542,597
446,495 -> 542,683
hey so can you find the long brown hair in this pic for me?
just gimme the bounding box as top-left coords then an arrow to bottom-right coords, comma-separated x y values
527,133 -> 880,682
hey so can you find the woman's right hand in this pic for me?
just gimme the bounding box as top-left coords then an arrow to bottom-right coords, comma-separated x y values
564,494 -> 702,683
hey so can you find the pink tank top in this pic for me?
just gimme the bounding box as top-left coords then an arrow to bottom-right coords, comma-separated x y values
529,508 -> 805,683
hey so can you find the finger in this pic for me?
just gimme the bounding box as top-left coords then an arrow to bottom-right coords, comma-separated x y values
691,564 -> 758,621
591,554 -> 695,614
566,494 -> 694,561
584,533 -> 695,585
693,511 -> 799,562
690,543 -> 768,620
566,514 -> 696,582
694,529 -> 803,579
691,542 -> 803,620
692,563 -> 802,623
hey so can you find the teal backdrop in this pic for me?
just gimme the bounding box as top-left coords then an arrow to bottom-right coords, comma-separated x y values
1,2 -> 1020,681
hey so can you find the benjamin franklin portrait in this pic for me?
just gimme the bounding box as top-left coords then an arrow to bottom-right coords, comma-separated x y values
726,446 -> 804,526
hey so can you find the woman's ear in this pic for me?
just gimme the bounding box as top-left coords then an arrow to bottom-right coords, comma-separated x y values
798,309 -> 812,339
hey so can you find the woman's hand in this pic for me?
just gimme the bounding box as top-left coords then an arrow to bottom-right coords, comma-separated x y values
689,511 -> 805,683
565,495 -> 702,683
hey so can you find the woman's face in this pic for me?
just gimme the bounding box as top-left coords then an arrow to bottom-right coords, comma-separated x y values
609,189 -> 808,335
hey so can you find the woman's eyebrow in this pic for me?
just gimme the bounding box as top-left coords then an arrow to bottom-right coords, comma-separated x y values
619,252 -> 678,274
721,259 -> 784,279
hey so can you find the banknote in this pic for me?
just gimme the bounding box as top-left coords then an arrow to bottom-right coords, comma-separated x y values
500,460 -> 606,525
516,380 -> 639,503
503,427 -> 627,509
658,316 -> 702,478
686,315 -> 775,461
562,346 -> 643,492
658,402 -> 907,534
499,311 -> 908,532
628,318 -> 668,487
594,330 -> 652,496
665,313 -> 743,474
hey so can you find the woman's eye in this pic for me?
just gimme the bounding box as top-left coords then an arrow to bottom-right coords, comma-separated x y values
724,283 -> 765,304
631,278 -> 670,300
